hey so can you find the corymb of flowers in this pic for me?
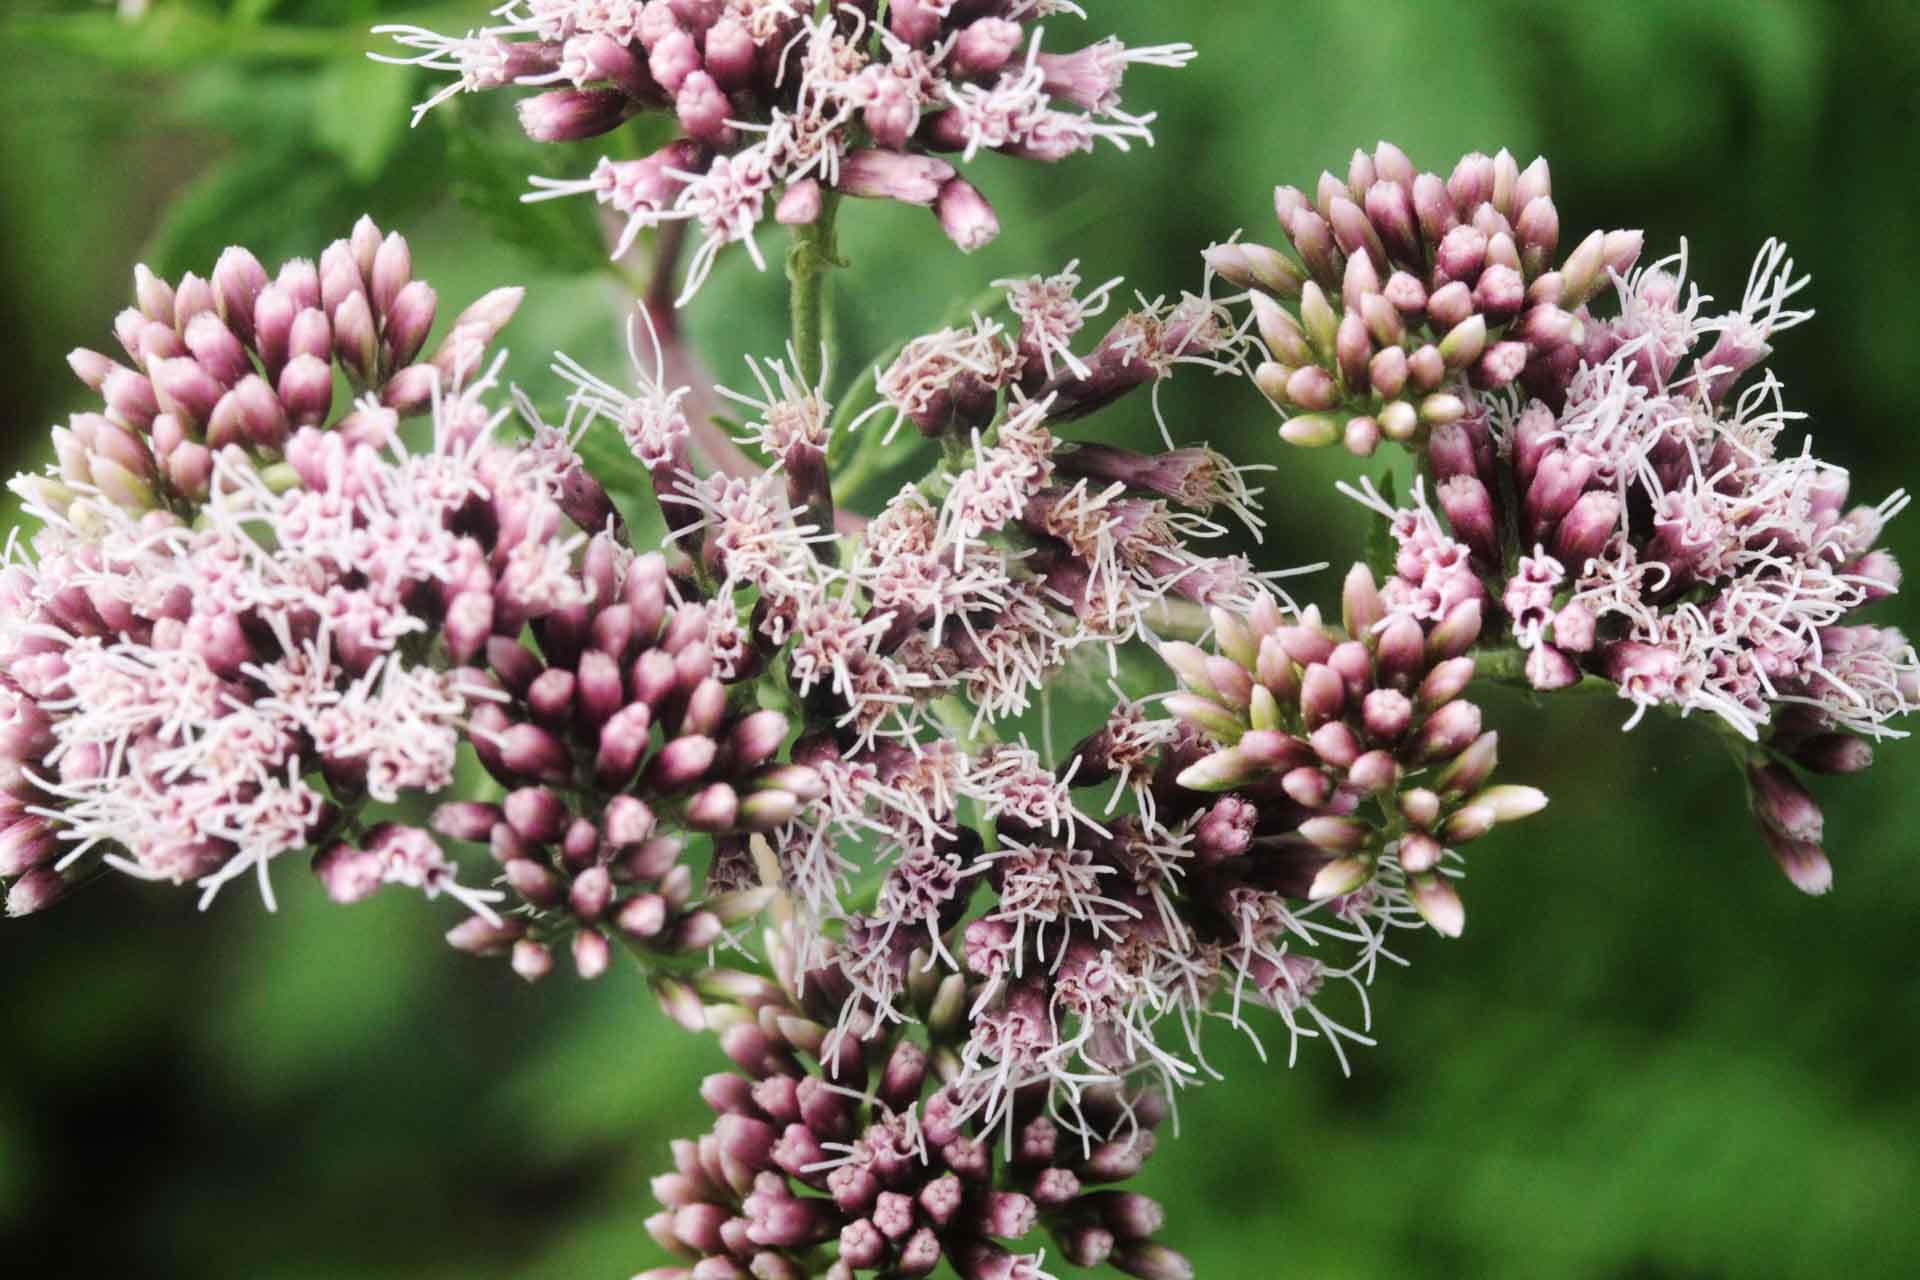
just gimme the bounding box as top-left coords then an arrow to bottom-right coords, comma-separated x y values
3,5 -> 1912,1277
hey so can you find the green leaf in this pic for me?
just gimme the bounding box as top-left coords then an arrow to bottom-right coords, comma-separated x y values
312,56 -> 413,181
439,101 -> 613,278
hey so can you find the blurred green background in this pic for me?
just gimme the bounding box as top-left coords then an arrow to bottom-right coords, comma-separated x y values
3,1 -> 1919,1276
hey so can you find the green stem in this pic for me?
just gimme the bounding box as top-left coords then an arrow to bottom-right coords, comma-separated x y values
787,194 -> 844,391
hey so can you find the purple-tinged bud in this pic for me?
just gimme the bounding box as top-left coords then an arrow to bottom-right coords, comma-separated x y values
1371,616 -> 1425,690
505,858 -> 562,907
318,242 -> 364,322
1342,414 -> 1380,457
596,703 -> 655,786
1517,194 -> 1560,273
1335,311 -> 1372,389
1789,734 -> 1872,775
1384,271 -> 1428,317
0,868 -> 63,917
277,354 -> 334,428
497,723 -> 574,784
1278,411 -> 1340,449
1475,340 -> 1529,389
570,864 -> 614,920
1328,195 -> 1387,274
1447,151 -> 1494,212
1397,830 -> 1443,874
439,594 -> 491,671
371,280 -> 434,376
1417,699 -> 1483,761
1360,292 -> 1405,349
676,71 -> 734,144
182,312 -> 250,387
210,246 -> 268,343
1409,169 -> 1454,241
840,148 -> 960,208
669,0 -> 722,28
432,801 -> 502,844
1410,874 -> 1465,937
0,820 -> 55,877
775,179 -> 823,226
1516,303 -> 1576,348
504,785 -> 568,844
1400,787 -> 1442,830
511,938 -> 554,983
1361,688 -> 1414,742
519,88 -> 629,142
445,914 -> 525,955
1308,720 -> 1362,769
680,676 -> 729,738
1748,761 -> 1823,844
618,893 -> 668,939
526,668 -> 578,731
1297,817 -> 1374,855
1298,663 -> 1345,728
1365,178 -> 1420,264
1396,355 -> 1440,405
1308,856 -> 1371,901
1113,1242 -> 1195,1280
934,177 -> 1000,253
166,443 -> 214,498
1603,228 -> 1645,276
1473,263 -> 1525,320
1342,248 -> 1381,313
978,1189 -> 1036,1239
361,231 -> 408,316
333,289 -> 379,386
572,651 -> 626,730
1437,476 -> 1500,564
1487,147 -> 1521,217
287,306 -> 332,364
1280,765 -> 1332,809
312,846 -> 378,907
1525,644 -> 1580,690
686,782 -> 740,832
1348,749 -> 1399,793
1761,827 -> 1832,896
150,357 -> 225,427
1334,565 -> 1384,642
1443,802 -> 1497,843
953,16 -> 1025,76
1425,601 -> 1482,664
599,799 -> 656,854
1435,731 -> 1499,795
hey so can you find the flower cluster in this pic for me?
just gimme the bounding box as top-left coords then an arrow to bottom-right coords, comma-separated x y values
1216,140 -> 1643,457
378,1 -> 1193,297
1224,143 -> 1916,893
0,233 -> 811,936
39,217 -> 520,518
640,920 -> 1190,1280
1158,563 -> 1545,944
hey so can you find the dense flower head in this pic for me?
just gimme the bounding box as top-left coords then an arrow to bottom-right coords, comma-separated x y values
637,924 -> 1191,1280
1225,144 -> 1916,895
1154,563 -> 1547,946
1218,140 -> 1643,458
0,245 -> 816,935
39,217 -> 521,520
377,1 -> 1193,299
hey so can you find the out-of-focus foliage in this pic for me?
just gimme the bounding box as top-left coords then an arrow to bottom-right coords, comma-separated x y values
2,0 -> 1917,1276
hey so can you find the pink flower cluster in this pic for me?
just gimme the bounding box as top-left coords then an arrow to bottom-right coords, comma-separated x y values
1,238 -> 816,942
377,1 -> 1192,297
1229,144 -> 1916,894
